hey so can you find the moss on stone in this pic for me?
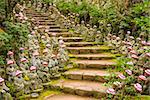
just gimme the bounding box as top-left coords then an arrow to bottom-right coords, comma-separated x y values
0,28 -> 4,32
98,46 -> 111,50
31,90 -> 61,100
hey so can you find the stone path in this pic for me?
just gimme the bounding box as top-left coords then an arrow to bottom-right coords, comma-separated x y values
25,7 -> 118,99
44,93 -> 98,100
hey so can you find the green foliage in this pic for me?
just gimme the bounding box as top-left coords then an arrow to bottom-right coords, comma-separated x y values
0,30 -> 11,65
0,0 -> 5,21
0,56 -> 5,66
42,0 -> 54,3
56,0 -> 150,39
3,21 -> 29,48
57,1 -> 90,14
120,1 -> 150,38
6,82 -> 16,96
131,1 -> 150,33
116,57 -> 132,71
0,21 -> 29,65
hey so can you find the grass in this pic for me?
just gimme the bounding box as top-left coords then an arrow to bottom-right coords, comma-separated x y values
50,76 -> 66,85
98,45 -> 112,49
0,28 -> 4,32
69,52 -> 117,57
30,90 -> 61,100
125,95 -> 150,100
140,95 -> 150,100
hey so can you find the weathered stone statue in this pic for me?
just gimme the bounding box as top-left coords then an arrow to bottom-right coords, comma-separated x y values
7,51 -> 15,63
42,49 -> 51,72
6,60 -> 15,82
51,33 -> 58,48
51,54 -> 60,77
37,61 -> 51,83
124,31 -> 131,41
57,44 -> 68,71
106,34 -> 112,47
19,48 -> 26,59
128,36 -> 135,45
20,58 -> 30,74
119,41 -> 128,55
0,77 -> 12,100
133,37 -> 141,50
14,70 -> 25,96
7,51 -> 19,70
114,37 -> 122,50
41,35 -> 49,45
95,31 -> 103,43
48,54 -> 58,75
80,21 -> 88,35
80,21 -> 88,41
138,42 -> 147,55
28,66 -> 42,91
31,51 -> 41,69
74,24 -> 80,34
46,43 -> 52,53
58,44 -> 69,63
111,35 -> 117,48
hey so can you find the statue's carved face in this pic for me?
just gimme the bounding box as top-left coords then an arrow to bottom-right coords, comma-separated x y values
32,70 -> 36,73
0,82 -> 3,86
17,74 -> 22,79
8,65 -> 14,71
18,76 -> 21,79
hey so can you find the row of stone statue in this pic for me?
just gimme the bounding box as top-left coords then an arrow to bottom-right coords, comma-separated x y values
0,2 -> 69,99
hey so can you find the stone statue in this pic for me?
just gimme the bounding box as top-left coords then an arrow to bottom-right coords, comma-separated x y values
14,70 -> 25,96
20,58 -> 30,74
6,60 -> 15,82
37,61 -> 51,83
28,66 -> 42,91
0,77 -> 12,100
31,51 -> 41,69
133,37 -> 141,50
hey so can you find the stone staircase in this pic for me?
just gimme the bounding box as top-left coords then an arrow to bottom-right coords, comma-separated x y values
25,8 -> 118,100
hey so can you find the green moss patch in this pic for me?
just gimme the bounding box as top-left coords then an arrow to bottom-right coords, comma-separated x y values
31,90 -> 61,100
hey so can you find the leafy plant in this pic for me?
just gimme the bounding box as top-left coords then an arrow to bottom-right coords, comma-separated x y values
55,0 -> 149,40
0,21 -> 29,66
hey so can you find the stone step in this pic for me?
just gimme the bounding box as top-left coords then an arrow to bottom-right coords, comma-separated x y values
26,14 -> 48,17
38,20 -> 55,22
33,17 -> 49,20
26,14 -> 49,17
37,25 -> 61,29
48,32 -> 73,37
38,25 -> 59,30
66,46 -> 112,54
39,29 -> 68,33
33,22 -> 56,26
65,42 -> 97,47
25,9 -> 35,11
50,79 -> 107,98
44,93 -> 98,100
26,13 -> 40,15
71,60 -> 116,69
64,69 -> 110,82
48,29 -> 68,32
36,20 -> 56,24
49,26 -> 61,29
32,14 -> 49,17
35,20 -> 56,23
69,53 -> 116,60
61,37 -> 83,42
